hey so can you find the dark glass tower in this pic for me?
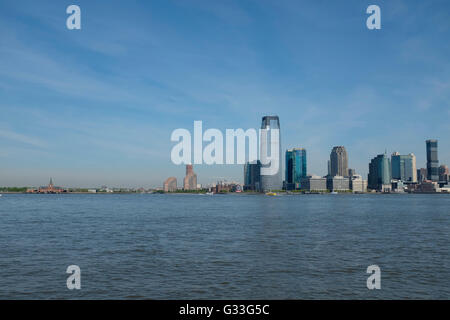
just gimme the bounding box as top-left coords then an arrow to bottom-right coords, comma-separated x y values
260,116 -> 282,192
426,139 -> 439,182
285,148 -> 307,190
368,153 -> 391,191
244,161 -> 261,191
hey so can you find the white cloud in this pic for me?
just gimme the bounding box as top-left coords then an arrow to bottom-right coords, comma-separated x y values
0,128 -> 47,148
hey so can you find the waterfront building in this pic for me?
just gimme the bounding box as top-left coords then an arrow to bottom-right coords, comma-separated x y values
326,176 -> 350,192
417,168 -> 427,182
260,116 -> 282,192
413,181 -> 438,193
163,177 -> 177,192
27,178 -> 66,194
300,175 -> 327,192
391,152 -> 417,183
183,165 -> 198,190
439,165 -> 449,183
330,146 -> 348,177
368,153 -> 392,192
350,174 -> 367,193
244,160 -> 261,191
391,180 -> 406,193
213,181 -> 240,193
285,148 -> 307,190
426,139 -> 439,182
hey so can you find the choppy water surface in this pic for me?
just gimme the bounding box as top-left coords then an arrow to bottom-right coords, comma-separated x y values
0,193 -> 449,299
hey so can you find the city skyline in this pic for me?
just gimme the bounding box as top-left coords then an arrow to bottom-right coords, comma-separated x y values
1,0 -> 450,187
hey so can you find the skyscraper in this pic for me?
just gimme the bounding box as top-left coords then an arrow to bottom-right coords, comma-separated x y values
426,140 -> 439,182
260,116 -> 282,192
244,160 -> 261,191
163,177 -> 177,192
391,152 -> 417,182
285,148 -> 307,190
368,153 -> 391,191
183,164 -> 198,190
330,146 -> 348,177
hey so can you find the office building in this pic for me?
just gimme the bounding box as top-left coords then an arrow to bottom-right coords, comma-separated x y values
368,153 -> 391,192
326,176 -> 350,192
417,168 -> 427,182
426,139 -> 439,182
244,160 -> 261,191
285,148 -> 307,190
391,152 -> 417,183
260,116 -> 282,191
350,175 -> 367,193
183,164 -> 198,190
439,165 -> 449,183
300,175 -> 327,192
163,177 -> 177,192
330,146 -> 348,177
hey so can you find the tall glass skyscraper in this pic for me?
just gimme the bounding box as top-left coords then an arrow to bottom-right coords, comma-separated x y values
426,139 -> 439,182
330,146 -> 348,177
260,116 -> 282,192
368,153 -> 391,191
244,160 -> 261,191
285,148 -> 307,190
391,152 -> 417,182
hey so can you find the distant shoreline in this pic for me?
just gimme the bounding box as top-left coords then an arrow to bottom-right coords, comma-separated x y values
1,191 -> 448,195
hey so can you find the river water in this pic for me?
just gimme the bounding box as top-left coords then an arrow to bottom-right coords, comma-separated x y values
0,193 -> 448,299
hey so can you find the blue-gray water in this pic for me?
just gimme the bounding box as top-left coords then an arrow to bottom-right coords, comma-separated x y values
0,193 -> 449,299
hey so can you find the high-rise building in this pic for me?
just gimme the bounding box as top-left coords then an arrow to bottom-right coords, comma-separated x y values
183,164 -> 198,190
391,152 -> 417,183
260,116 -> 282,192
330,146 -> 348,177
285,148 -> 307,190
426,139 -> 439,182
244,160 -> 261,191
368,153 -> 391,192
163,177 -> 177,192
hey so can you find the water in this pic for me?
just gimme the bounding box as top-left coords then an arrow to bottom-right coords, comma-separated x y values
0,193 -> 449,299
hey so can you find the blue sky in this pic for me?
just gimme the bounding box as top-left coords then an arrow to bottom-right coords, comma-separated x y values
0,0 -> 449,187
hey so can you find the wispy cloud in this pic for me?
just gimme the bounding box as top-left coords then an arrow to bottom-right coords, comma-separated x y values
0,128 -> 47,148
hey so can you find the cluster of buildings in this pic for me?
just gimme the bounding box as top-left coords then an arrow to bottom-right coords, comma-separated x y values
243,116 -> 367,193
367,140 -> 450,193
163,115 -> 448,194
244,143 -> 367,193
163,164 -> 200,192
243,116 -> 449,194
26,178 -> 67,194
163,164 -> 242,193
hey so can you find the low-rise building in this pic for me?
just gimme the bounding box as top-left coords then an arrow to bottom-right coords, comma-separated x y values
350,175 -> 367,193
326,176 -> 350,192
300,175 -> 327,191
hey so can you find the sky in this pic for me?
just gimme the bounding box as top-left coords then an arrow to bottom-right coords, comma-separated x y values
0,0 -> 449,188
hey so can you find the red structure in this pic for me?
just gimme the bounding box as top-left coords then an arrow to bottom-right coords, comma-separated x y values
27,178 -> 66,194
